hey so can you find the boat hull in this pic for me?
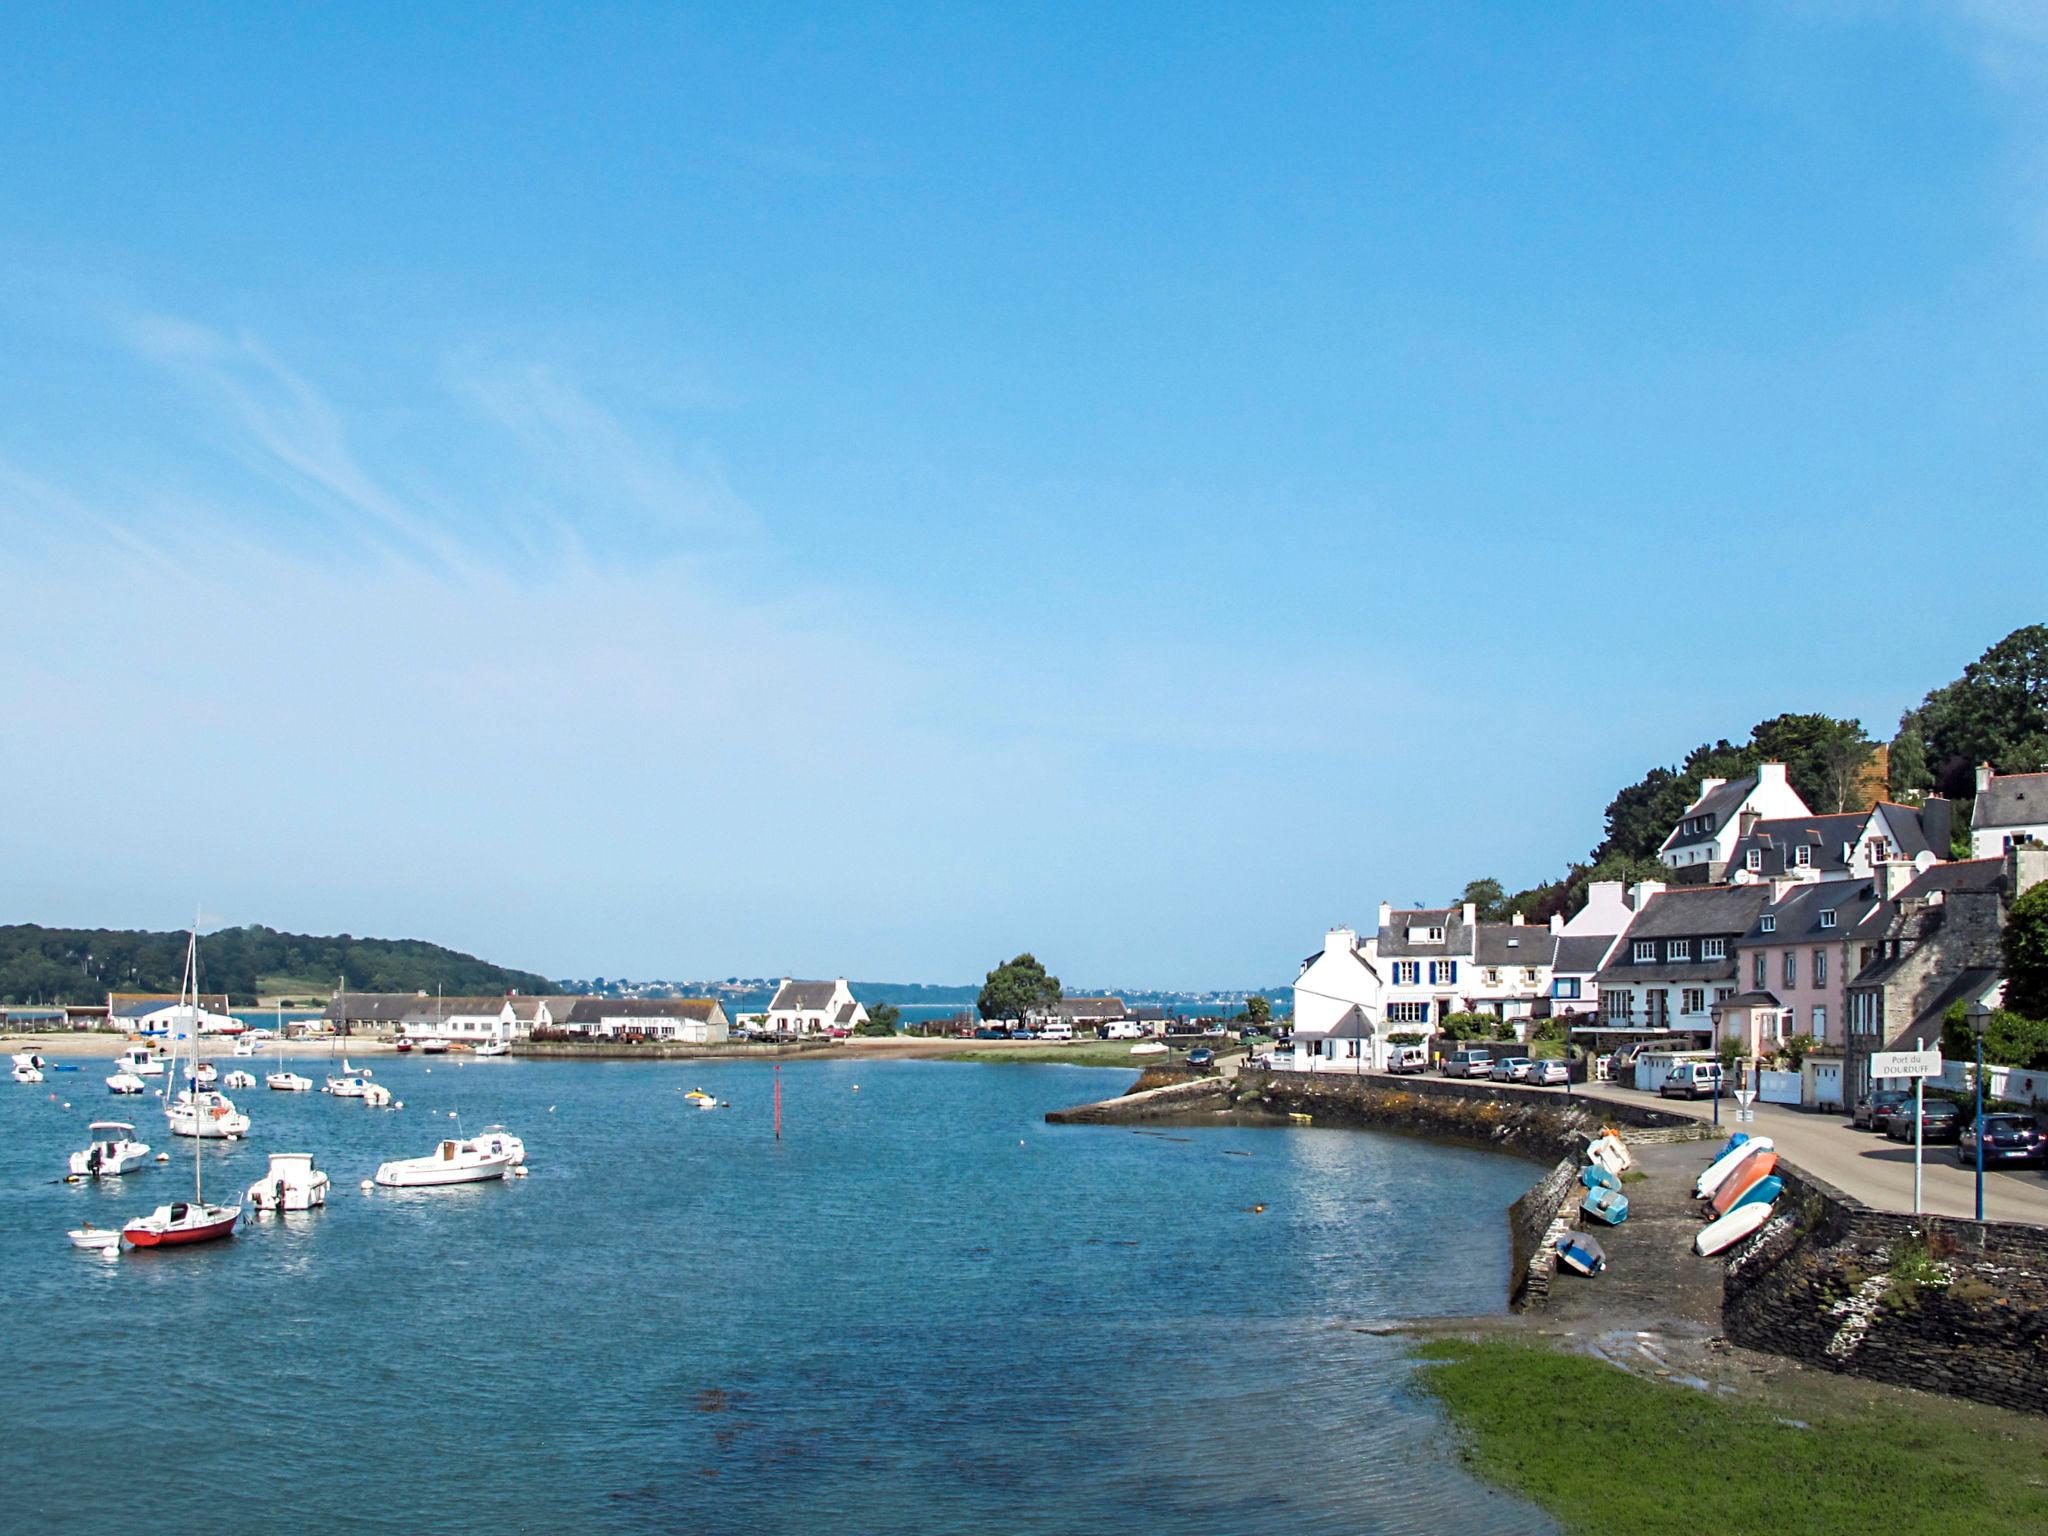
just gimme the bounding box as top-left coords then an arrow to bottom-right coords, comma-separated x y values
373,1160 -> 509,1188
123,1206 -> 240,1248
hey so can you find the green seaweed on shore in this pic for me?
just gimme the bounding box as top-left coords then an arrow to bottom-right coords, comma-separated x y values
1412,1337 -> 2048,1534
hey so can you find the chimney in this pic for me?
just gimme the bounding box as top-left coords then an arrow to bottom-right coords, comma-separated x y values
1738,807 -> 1761,839
1460,902 -> 1477,928
1326,925 -> 1357,956
1510,912 -> 1524,926
1377,901 -> 1392,930
1629,879 -> 1667,909
1758,762 -> 1789,789
1876,859 -> 1917,901
1549,913 -> 1564,934
1977,763 -> 1996,796
1921,796 -> 1952,859
2012,844 -> 2048,902
1697,777 -> 1727,803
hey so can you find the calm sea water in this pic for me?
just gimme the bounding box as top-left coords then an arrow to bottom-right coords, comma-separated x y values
2,1056 -> 1551,1535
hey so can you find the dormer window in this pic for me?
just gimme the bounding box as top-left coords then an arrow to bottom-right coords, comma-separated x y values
1820,910 -> 1837,930
1794,846 -> 1812,868
1761,914 -> 1777,933
1702,938 -> 1727,961
1632,940 -> 1655,963
1407,925 -> 1444,944
1668,939 -> 1691,961
1745,849 -> 1762,871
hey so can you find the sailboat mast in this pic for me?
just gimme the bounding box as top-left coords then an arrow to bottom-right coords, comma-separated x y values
188,928 -> 202,1204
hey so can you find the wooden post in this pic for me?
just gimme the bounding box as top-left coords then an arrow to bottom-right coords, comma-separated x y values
774,1063 -> 781,1140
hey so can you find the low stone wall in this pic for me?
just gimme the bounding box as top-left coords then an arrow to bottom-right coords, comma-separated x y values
510,1039 -> 827,1061
1045,1075 -> 1235,1123
1230,1070 -> 1708,1163
1722,1162 -> 2048,1414
1507,1156 -> 1582,1312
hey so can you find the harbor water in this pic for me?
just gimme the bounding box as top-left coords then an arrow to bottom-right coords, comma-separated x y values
2,1056 -> 1552,1534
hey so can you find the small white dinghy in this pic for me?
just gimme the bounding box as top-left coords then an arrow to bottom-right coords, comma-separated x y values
67,1224 -> 123,1254
247,1152 -> 331,1212
361,1081 -> 394,1108
1695,1137 -> 1774,1200
112,1047 -> 165,1078
1129,1042 -> 1169,1057
13,1064 -> 44,1084
70,1122 -> 153,1177
107,1072 -> 147,1095
374,1135 -> 518,1188
472,1041 -> 510,1057
1696,1200 -> 1775,1256
1586,1131 -> 1632,1174
222,1070 -> 257,1090
266,1071 -> 313,1092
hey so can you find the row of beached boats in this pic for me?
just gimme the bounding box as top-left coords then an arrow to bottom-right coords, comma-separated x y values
1551,1123 -> 1789,1279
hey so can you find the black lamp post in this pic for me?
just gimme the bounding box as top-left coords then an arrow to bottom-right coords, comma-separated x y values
1967,1000 -> 1991,1222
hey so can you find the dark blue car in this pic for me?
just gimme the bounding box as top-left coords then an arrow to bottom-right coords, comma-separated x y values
1186,1047 -> 1216,1069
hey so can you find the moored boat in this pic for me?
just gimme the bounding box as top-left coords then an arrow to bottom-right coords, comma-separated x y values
123,929 -> 242,1251
107,1072 -> 147,1095
473,1040 -> 509,1057
166,1089 -> 251,1139
1695,1136 -> 1773,1199
246,1152 -> 331,1212
324,1074 -> 371,1098
267,1070 -> 313,1092
13,1064 -> 44,1083
223,1069 -> 257,1090
70,1122 -> 153,1177
123,1199 -> 240,1248
374,1135 -> 517,1188
113,1046 -> 166,1078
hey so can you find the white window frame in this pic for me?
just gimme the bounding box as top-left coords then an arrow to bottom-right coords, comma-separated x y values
1819,910 -> 1837,930
1760,914 -> 1777,933
1632,940 -> 1654,963
1746,849 -> 1762,871
1794,846 -> 1812,868
1668,938 -> 1691,962
1702,938 -> 1726,961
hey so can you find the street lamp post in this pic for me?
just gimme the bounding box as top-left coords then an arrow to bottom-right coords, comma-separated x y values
1968,1000 -> 1991,1222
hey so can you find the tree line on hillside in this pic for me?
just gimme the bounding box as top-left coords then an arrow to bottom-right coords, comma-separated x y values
1460,624 -> 2048,926
0,924 -> 553,1007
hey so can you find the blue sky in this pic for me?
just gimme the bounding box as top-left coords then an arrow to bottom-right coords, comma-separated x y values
2,3 -> 2044,988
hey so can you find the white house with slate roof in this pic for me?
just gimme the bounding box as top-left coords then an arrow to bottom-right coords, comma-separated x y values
1373,902 -> 1562,1028
1659,763 -> 1809,883
1725,801 -> 1952,886
1971,766 -> 2048,858
766,977 -> 868,1035
1291,926 -> 1383,1070
1593,884 -> 1773,1042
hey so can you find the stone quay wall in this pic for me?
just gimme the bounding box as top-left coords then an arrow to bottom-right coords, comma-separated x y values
1722,1161 -> 2048,1414
511,1039 -> 829,1061
1507,1156 -> 1583,1312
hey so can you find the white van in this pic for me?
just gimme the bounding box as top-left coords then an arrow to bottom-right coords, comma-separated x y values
1104,1021 -> 1146,1040
1386,1045 -> 1428,1075
1040,1020 -> 1076,1042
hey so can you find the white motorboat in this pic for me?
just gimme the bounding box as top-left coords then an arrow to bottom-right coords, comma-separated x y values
186,1062 -> 219,1089
473,1041 -> 510,1057
107,1072 -> 147,1095
13,1064 -> 44,1083
324,1074 -> 371,1098
13,1051 -> 48,1070
113,1046 -> 166,1078
231,1036 -> 260,1057
266,1071 -> 313,1092
246,1152 -> 331,1212
67,1224 -> 123,1253
374,1135 -> 517,1188
70,1122 -> 153,1177
222,1069 -> 257,1090
166,1089 -> 250,1139
362,1081 -> 394,1108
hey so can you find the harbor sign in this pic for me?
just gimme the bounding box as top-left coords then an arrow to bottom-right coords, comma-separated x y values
1872,1047 -> 1942,1079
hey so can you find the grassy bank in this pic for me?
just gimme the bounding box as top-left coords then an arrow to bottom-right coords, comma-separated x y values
1413,1338 -> 2048,1533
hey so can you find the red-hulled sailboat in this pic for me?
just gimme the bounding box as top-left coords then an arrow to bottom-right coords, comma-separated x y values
123,929 -> 240,1251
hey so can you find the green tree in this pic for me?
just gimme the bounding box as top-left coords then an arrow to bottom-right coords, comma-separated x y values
855,1001 -> 901,1037
1941,1000 -> 2048,1071
977,953 -> 1062,1022
1750,712 -> 1877,813
1244,994 -> 1272,1028
1461,878 -> 1508,922
2003,881 -> 2048,1021
1894,625 -> 2048,798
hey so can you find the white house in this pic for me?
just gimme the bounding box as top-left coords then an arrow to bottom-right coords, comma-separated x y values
1373,902 -> 1562,1029
1725,800 -> 1952,886
108,993 -> 237,1035
1971,765 -> 2048,858
766,977 -> 868,1035
1658,762 -> 1810,882
558,997 -> 730,1043
1290,926 -> 1383,1070
400,996 -> 515,1047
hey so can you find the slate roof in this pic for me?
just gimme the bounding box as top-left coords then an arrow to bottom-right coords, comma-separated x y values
1726,813 -> 1865,878
1378,913 -> 1475,958
1612,885 -> 1772,940
1870,802 -> 1939,860
834,1002 -> 858,1025
1305,1005 -> 1374,1040
1883,966 -> 2002,1049
1473,926 -> 1558,966
1594,958 -> 1742,985
565,997 -> 720,1023
1974,772 -> 2048,830
1661,774 -> 1760,851
400,996 -> 507,1022
324,993 -> 426,1023
111,994 -> 232,1017
1714,990 -> 1782,1009
1055,997 -> 1127,1020
1743,881 -> 1883,945
1552,934 -> 1619,974
1894,859 -> 2007,903
768,980 -> 839,1012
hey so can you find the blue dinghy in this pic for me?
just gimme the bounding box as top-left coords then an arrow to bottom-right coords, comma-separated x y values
1730,1174 -> 1782,1213
1555,1232 -> 1607,1276
1581,1164 -> 1620,1192
1581,1185 -> 1630,1225
1715,1130 -> 1750,1159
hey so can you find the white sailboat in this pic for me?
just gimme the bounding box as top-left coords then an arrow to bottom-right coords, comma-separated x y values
123,929 -> 241,1249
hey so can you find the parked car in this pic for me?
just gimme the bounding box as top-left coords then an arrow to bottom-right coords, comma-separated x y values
1442,1049 -> 1493,1078
1186,1047 -> 1216,1069
1531,1059 -> 1570,1087
1386,1045 -> 1429,1075
1885,1098 -> 1963,1143
1852,1087 -> 1913,1130
1956,1113 -> 2048,1167
1659,1062 -> 1724,1100
1488,1057 -> 1534,1082
825,1026 -> 850,1039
